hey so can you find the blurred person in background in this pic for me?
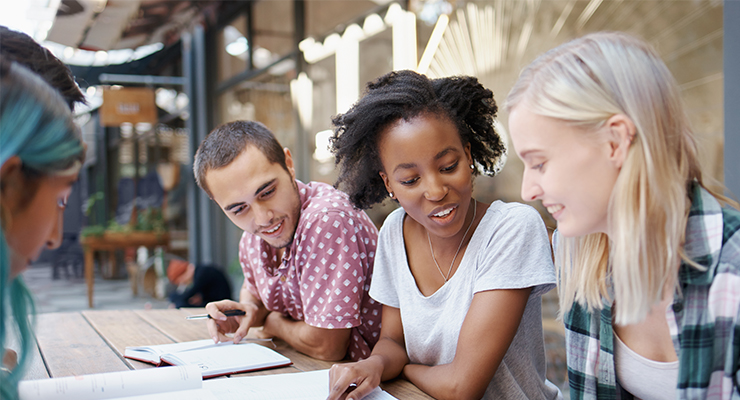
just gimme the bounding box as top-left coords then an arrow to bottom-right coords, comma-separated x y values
167,259 -> 232,308
0,60 -> 85,400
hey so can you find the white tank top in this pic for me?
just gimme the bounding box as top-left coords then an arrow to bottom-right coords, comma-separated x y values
613,331 -> 679,400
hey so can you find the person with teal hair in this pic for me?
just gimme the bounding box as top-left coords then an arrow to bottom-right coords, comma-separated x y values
0,59 -> 85,399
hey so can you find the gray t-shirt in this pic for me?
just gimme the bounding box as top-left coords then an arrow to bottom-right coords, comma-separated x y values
370,201 -> 561,399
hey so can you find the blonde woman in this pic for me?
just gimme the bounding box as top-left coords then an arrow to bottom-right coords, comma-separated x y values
506,32 -> 740,399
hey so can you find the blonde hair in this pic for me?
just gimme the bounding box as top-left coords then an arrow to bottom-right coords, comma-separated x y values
504,31 -> 723,324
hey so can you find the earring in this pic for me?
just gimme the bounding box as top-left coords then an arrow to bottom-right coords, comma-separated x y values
470,164 -> 475,170
389,192 -> 395,199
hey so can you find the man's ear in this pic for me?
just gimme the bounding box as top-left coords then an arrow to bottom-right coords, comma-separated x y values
283,147 -> 296,180
604,114 -> 636,169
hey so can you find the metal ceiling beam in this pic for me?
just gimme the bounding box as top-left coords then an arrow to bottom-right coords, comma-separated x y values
99,73 -> 186,86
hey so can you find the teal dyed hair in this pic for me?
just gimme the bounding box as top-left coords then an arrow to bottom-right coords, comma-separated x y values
0,60 -> 84,399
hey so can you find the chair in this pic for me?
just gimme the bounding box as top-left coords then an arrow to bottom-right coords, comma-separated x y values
52,233 -> 84,279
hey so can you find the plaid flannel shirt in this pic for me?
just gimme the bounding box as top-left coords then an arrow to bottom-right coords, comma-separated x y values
563,183 -> 740,399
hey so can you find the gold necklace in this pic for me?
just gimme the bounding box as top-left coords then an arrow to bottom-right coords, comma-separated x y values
427,200 -> 477,282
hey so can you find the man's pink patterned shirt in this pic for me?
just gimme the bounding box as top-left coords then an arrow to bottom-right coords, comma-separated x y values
239,180 -> 381,360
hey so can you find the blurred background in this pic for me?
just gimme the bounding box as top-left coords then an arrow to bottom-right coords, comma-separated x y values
3,0 -> 738,394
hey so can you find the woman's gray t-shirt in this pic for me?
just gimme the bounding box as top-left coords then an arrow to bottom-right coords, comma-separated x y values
369,201 -> 561,399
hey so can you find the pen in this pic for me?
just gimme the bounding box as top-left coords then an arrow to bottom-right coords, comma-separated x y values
185,310 -> 246,320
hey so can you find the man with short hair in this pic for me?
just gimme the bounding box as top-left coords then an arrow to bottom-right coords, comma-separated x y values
194,120 -> 381,361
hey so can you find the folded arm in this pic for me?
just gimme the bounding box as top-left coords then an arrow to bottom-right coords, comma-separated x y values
403,288 -> 532,400
259,312 -> 351,361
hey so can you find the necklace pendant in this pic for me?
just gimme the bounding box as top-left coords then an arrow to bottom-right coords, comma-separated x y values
427,200 -> 477,283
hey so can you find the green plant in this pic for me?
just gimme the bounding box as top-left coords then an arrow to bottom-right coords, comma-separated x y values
80,225 -> 106,237
106,219 -> 132,233
80,192 -> 167,237
136,208 -> 166,233
83,192 -> 105,223
81,191 -> 106,237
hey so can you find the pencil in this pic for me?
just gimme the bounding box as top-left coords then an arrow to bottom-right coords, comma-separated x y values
185,310 -> 247,320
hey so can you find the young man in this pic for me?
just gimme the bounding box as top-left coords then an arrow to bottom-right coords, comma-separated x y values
193,120 -> 381,361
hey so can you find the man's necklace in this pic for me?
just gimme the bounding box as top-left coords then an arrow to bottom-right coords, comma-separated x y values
427,200 -> 477,282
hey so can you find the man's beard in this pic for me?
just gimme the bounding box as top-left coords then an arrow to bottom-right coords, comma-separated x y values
265,226 -> 295,249
262,179 -> 300,250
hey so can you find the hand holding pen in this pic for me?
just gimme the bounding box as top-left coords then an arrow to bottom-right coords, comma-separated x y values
185,309 -> 246,320
203,299 -> 268,344
185,310 -> 274,346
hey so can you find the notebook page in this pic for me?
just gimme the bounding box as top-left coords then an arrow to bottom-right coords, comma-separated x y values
162,343 -> 289,377
135,339 -> 215,354
124,339 -> 216,362
202,369 -> 398,400
107,388 -> 218,400
18,365 -> 202,400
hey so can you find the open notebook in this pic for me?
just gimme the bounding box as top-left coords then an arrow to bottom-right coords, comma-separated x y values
124,339 -> 291,378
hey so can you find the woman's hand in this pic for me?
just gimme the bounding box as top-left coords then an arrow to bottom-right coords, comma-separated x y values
326,305 -> 409,399
2,349 -> 17,370
327,356 -> 384,400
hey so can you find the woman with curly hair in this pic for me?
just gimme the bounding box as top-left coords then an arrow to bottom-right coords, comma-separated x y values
326,70 -> 560,400
0,60 -> 85,400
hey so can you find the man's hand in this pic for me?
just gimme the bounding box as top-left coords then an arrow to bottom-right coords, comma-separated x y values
205,299 -> 265,344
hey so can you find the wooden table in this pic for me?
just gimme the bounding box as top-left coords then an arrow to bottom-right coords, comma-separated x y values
23,309 -> 433,399
80,232 -> 169,308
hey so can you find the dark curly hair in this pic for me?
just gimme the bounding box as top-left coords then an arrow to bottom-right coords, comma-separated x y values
330,70 -> 505,210
0,26 -> 85,110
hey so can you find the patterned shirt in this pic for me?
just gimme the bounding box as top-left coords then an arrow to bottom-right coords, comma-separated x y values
564,183 -> 740,399
239,180 -> 382,361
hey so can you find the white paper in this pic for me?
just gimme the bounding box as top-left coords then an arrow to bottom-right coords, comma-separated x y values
161,343 -> 290,378
202,369 -> 398,400
108,388 -> 218,400
18,365 -> 202,400
124,339 -> 216,363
